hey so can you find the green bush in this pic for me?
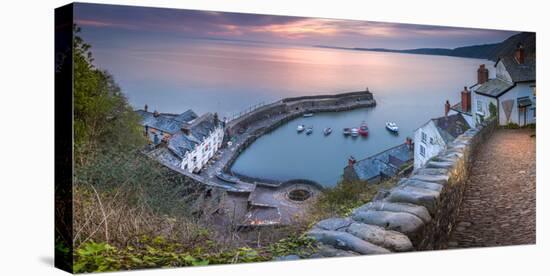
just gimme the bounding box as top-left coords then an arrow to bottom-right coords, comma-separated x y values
504,122 -> 520,129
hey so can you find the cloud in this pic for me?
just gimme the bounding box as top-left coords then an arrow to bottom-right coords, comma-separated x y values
74,3 -> 517,49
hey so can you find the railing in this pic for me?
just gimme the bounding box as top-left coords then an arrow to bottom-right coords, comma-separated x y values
227,100 -> 277,122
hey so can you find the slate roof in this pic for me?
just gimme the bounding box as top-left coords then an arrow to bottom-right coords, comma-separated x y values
167,133 -> 199,158
137,109 -> 220,158
497,56 -> 536,83
190,113 -> 218,141
353,143 -> 413,181
173,110 -> 198,123
450,102 -> 471,115
137,109 -> 197,134
431,114 -> 470,144
474,78 -> 514,98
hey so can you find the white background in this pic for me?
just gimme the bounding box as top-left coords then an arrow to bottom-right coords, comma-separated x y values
0,0 -> 547,275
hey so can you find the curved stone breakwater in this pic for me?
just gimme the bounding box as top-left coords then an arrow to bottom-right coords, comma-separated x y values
221,90 -> 376,186
300,119 -> 497,257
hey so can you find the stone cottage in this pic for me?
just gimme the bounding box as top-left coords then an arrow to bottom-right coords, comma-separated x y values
136,106 -> 224,174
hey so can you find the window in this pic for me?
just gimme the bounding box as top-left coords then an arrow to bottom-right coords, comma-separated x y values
421,132 -> 427,143
477,100 -> 483,113
429,137 -> 434,144
420,145 -> 426,157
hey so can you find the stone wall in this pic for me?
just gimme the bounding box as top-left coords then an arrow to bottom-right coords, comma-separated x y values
306,119 -> 497,256
227,91 -> 374,135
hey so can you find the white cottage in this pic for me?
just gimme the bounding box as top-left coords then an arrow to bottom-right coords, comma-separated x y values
137,107 -> 225,173
413,109 -> 470,170
459,44 -> 536,127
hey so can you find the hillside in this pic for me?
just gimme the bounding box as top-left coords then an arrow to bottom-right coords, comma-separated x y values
318,32 -> 535,61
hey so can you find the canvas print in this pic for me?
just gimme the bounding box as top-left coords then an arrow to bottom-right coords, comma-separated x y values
55,2 -> 536,273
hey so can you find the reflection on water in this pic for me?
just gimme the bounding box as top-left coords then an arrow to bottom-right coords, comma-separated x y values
91,39 -> 493,186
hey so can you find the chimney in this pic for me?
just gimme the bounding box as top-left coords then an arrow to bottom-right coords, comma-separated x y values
477,64 -> 489,84
445,100 -> 450,117
181,123 -> 191,135
461,86 -> 471,112
515,43 -> 525,64
144,104 -> 148,112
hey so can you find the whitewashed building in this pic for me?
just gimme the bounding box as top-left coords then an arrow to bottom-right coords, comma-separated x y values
137,107 -> 225,173
453,44 -> 536,127
413,109 -> 470,170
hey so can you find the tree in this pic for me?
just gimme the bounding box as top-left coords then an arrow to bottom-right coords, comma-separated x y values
72,25 -> 144,165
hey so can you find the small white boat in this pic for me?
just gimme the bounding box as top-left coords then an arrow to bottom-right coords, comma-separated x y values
303,113 -> 314,117
297,124 -> 305,132
323,127 -> 333,136
306,127 -> 313,135
386,122 -> 399,133
351,128 -> 359,137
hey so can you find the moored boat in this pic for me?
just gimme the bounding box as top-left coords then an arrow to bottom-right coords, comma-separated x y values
343,128 -> 351,136
297,124 -> 305,132
386,122 -> 399,133
358,122 -> 369,137
351,128 -> 359,137
305,126 -> 313,135
303,113 -> 314,117
323,127 -> 333,136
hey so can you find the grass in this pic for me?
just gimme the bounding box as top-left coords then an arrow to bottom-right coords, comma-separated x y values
307,178 -> 399,222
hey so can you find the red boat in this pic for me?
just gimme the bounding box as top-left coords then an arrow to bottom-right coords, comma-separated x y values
358,122 -> 369,137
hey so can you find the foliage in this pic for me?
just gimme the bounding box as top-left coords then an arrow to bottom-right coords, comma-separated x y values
311,178 -> 398,219
73,25 -> 145,166
489,102 -> 497,119
504,122 -> 520,129
267,234 -> 318,257
73,234 -> 319,272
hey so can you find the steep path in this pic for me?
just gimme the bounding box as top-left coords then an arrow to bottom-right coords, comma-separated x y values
448,128 -> 536,248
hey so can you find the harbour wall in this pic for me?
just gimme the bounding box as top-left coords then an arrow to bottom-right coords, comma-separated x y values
306,118 -> 498,256
223,91 -> 376,187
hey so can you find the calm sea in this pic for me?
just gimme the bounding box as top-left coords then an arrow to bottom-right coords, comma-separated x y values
92,38 -> 494,186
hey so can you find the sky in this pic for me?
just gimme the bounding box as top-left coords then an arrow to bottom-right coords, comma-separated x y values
74,3 -> 519,50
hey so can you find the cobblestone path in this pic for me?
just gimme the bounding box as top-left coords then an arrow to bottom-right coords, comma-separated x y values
448,128 -> 536,248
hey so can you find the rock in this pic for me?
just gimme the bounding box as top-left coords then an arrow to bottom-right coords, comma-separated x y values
426,161 -> 455,169
351,209 -> 424,235
386,186 -> 440,214
274,255 -> 301,261
307,229 -> 390,255
409,173 -> 449,185
414,168 -> 449,176
315,217 -> 353,231
354,201 -> 431,223
372,189 -> 391,201
399,178 -> 443,193
444,150 -> 464,159
346,223 -> 413,252
457,221 -> 472,227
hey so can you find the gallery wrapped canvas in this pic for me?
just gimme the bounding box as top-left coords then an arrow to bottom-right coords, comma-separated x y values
55,2 -> 536,273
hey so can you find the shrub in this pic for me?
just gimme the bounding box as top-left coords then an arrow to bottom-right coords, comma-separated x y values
310,178 -> 398,219
504,122 -> 520,129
